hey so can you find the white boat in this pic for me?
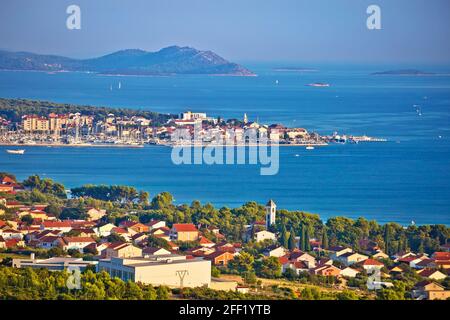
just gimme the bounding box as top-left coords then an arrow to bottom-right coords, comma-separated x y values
6,149 -> 25,154
306,146 -> 315,150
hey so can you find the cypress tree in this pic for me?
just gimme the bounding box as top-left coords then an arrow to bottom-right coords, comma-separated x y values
305,226 -> 311,251
300,224 -> 306,251
322,227 -> 329,250
281,224 -> 289,248
288,227 -> 297,250
384,224 -> 391,255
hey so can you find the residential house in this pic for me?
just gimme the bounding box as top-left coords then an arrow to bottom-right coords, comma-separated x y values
170,224 -> 199,242
263,245 -> 287,258
254,230 -> 276,243
0,229 -> 23,240
389,265 -> 405,275
131,233 -> 147,245
95,223 -> 116,237
372,251 -> 389,260
120,221 -> 149,233
403,255 -> 431,269
287,250 -> 316,268
36,235 -> 64,249
110,227 -> 131,241
142,247 -> 171,256
359,258 -> 384,271
432,252 -> 450,270
151,227 -> 171,241
205,251 -> 235,266
335,252 -> 368,266
311,264 -> 341,277
417,269 -> 447,281
146,220 -> 166,230
414,258 -> 436,269
340,267 -> 360,278
283,260 -> 309,275
199,236 -> 215,248
329,246 -> 353,259
412,280 -> 450,300
62,237 -> 96,252
41,221 -> 72,233
103,242 -> 142,258
187,246 -> 216,257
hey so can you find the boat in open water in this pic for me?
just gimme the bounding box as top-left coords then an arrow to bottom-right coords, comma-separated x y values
6,149 -> 25,154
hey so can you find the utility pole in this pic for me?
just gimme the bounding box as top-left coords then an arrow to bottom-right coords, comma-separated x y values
176,270 -> 189,289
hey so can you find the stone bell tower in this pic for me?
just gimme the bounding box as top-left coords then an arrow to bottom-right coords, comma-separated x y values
265,199 -> 276,229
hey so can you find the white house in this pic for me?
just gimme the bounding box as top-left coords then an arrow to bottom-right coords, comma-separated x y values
337,252 -> 369,266
329,246 -> 353,259
147,220 -> 166,230
62,237 -> 96,252
254,230 -> 276,242
340,267 -> 360,278
264,245 -> 287,258
95,223 -> 116,237
0,229 -> 23,240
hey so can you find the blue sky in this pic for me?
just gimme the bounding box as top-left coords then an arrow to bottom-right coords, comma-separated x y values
1,0 -> 449,63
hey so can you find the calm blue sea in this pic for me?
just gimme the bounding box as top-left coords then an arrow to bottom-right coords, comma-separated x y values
0,64 -> 449,225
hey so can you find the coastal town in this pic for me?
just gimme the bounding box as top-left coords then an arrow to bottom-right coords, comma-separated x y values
0,107 -> 386,149
0,174 -> 448,300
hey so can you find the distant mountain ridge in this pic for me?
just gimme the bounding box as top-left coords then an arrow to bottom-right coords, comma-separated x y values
0,46 -> 255,76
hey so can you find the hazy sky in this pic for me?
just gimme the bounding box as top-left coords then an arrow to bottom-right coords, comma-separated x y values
1,0 -> 449,63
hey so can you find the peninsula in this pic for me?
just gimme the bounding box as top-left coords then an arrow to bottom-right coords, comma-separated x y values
0,98 -> 386,148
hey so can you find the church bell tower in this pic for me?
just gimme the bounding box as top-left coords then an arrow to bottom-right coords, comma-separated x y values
265,199 -> 276,229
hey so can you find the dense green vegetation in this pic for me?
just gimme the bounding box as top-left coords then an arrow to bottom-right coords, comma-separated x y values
0,98 -> 173,124
0,267 -> 169,300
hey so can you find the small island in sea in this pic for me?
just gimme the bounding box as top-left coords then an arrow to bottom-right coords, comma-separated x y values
0,45 -> 255,76
273,67 -> 318,72
371,69 -> 437,76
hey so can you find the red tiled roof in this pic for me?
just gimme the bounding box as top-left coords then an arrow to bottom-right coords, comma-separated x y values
5,239 -> 21,248
199,237 -> 214,245
293,261 -> 309,269
419,269 -> 441,277
111,227 -> 127,234
42,221 -> 71,228
278,255 -> 290,265
416,258 -> 435,267
172,223 -> 198,232
63,237 -> 95,243
361,259 -> 384,266
433,252 -> 450,260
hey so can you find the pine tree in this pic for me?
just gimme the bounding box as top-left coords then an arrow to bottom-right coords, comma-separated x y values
288,227 -> 297,250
